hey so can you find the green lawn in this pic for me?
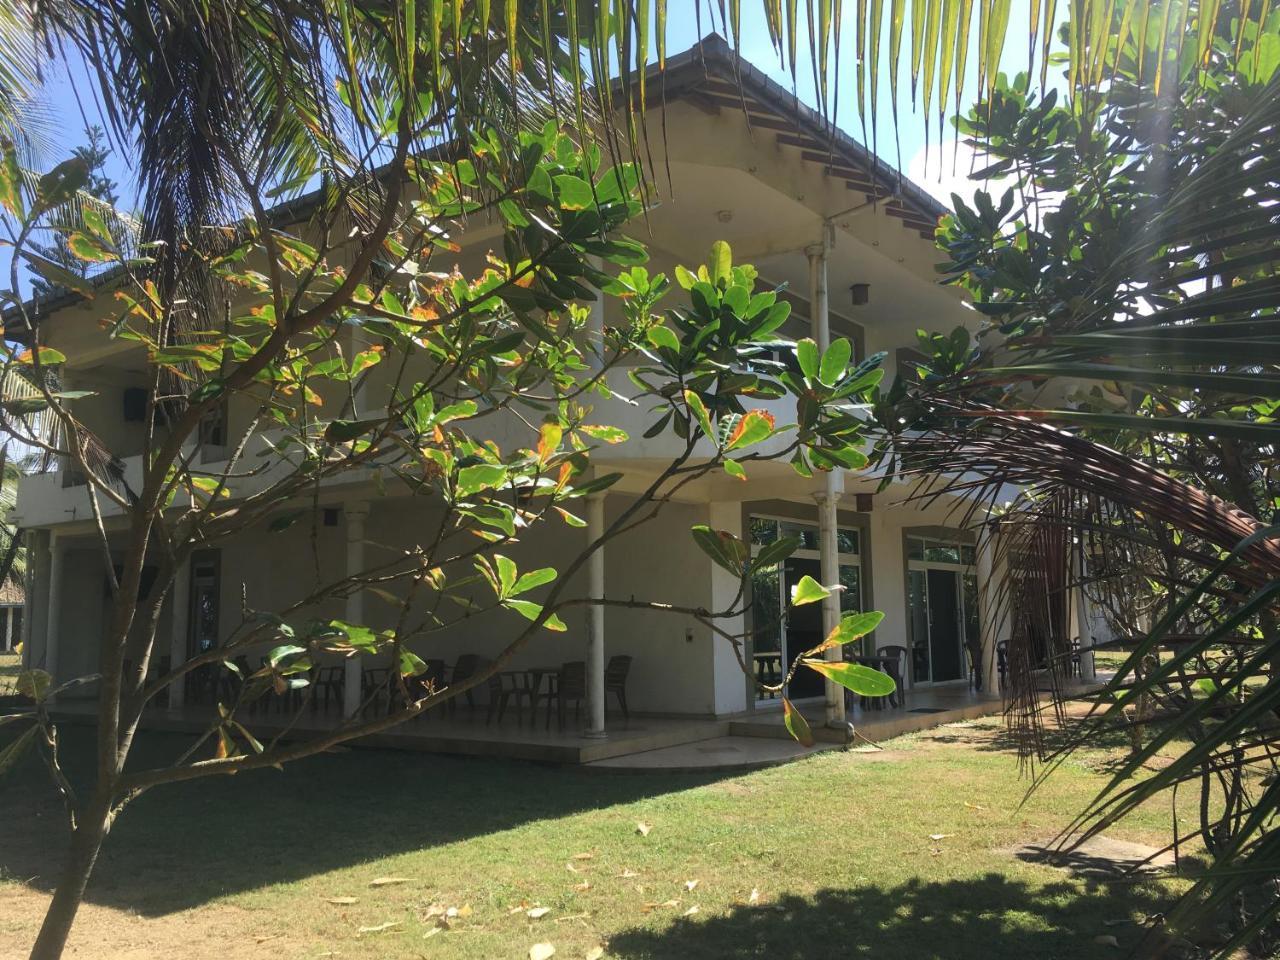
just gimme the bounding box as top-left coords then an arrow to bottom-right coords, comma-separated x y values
0,649 -> 18,693
0,717 -> 1193,960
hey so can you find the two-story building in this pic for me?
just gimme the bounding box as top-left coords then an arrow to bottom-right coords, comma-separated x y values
8,38 -> 1066,763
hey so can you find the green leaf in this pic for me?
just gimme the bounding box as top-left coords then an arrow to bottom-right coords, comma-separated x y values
708,240 -> 733,286
555,174 -> 595,211
824,611 -> 885,647
34,157 -> 90,214
819,338 -> 852,387
15,669 -> 52,702
66,231 -> 114,263
684,389 -> 715,441
188,379 -> 227,404
752,535 -> 803,571
691,524 -> 750,575
19,252 -> 94,299
790,575 -> 831,606
723,459 -> 747,481
17,346 -> 66,366
398,648 -> 428,678
579,424 -> 629,444
796,338 -> 820,379
512,567 -> 557,596
327,620 -> 379,651
802,658 -> 896,697
0,724 -> 38,777
647,324 -> 680,352
782,697 -> 814,747
456,463 -> 508,497
505,599 -> 568,631
725,409 -> 775,450
325,417 -> 387,443
0,144 -> 23,217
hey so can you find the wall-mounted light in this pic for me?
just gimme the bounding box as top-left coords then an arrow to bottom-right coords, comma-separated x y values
850,282 -> 870,306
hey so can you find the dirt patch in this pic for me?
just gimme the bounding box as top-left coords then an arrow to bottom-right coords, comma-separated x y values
1003,835 -> 1177,879
0,885 -> 314,960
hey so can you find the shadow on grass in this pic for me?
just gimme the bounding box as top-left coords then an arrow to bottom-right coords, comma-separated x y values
0,723 -> 724,917
609,874 -> 1178,960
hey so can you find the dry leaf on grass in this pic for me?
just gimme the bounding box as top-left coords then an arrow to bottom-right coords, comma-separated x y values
681,905 -> 700,917
325,897 -> 358,906
368,876 -> 413,887
527,906 -> 552,919
529,943 -> 556,960
747,888 -> 761,906
573,881 -> 591,892
571,852 -> 594,860
927,834 -> 953,841
618,868 -> 638,878
357,921 -> 402,934
423,927 -> 442,940
635,821 -> 652,836
585,947 -> 605,960
684,880 -> 699,892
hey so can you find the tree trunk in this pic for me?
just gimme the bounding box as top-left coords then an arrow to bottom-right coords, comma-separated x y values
29,797 -> 111,960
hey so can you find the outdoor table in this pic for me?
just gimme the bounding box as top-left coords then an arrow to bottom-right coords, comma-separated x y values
753,651 -> 783,694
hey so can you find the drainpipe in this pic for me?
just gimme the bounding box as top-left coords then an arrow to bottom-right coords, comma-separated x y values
585,493 -> 607,738
806,238 -> 847,730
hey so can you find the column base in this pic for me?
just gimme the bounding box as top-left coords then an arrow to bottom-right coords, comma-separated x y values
584,728 -> 608,740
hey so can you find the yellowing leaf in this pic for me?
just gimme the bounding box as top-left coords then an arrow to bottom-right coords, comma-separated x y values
635,821 -> 652,837
325,897 -> 358,905
368,876 -> 413,887
782,697 -> 814,747
527,906 -> 551,919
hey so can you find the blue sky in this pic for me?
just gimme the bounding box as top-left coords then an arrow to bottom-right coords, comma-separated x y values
28,6 -> 1056,222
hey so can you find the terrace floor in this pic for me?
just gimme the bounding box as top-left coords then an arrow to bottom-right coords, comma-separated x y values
46,683 -> 1024,768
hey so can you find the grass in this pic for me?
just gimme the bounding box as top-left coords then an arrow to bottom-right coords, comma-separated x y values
0,716 -> 1196,960
0,649 -> 18,694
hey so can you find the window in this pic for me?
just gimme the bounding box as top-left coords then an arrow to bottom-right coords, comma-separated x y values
189,552 -> 221,653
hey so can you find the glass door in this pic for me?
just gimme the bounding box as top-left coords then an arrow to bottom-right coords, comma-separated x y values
907,536 -> 977,686
749,516 -> 864,702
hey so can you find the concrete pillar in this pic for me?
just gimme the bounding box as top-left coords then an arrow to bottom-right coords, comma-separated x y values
585,493 -> 607,737
167,558 -> 191,709
344,502 -> 370,717
708,501 -> 748,715
3,606 -> 12,651
807,236 -> 846,728
45,533 -> 64,697
19,530 -> 37,669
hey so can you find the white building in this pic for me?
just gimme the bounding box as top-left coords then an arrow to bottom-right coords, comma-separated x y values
8,39 -> 1028,759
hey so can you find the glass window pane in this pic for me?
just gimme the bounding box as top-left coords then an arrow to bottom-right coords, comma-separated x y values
909,569 -> 930,683
925,543 -> 961,563
907,537 -> 925,561
836,527 -> 860,555
780,521 -> 819,551
750,565 -> 783,698
749,517 -> 778,546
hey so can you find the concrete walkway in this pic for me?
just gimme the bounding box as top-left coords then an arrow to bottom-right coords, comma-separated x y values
585,734 -> 843,773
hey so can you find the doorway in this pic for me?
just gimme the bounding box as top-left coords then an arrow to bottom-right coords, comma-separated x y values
906,535 -> 978,687
749,515 -> 864,703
